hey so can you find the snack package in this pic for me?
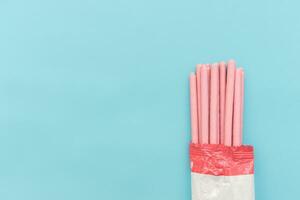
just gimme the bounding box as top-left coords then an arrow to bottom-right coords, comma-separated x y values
189,61 -> 255,200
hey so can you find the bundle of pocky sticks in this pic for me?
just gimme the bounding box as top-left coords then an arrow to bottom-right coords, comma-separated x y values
189,60 -> 254,200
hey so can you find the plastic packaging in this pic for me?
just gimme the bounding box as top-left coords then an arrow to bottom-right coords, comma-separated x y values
190,144 -> 255,200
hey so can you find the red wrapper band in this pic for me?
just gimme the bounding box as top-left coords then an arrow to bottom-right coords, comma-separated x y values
190,144 -> 254,176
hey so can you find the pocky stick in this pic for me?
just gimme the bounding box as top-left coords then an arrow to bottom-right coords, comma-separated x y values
241,70 -> 245,144
224,60 -> 236,146
200,65 -> 209,144
190,73 -> 199,144
210,63 -> 219,144
233,68 -> 243,146
196,65 -> 202,143
219,62 -> 226,144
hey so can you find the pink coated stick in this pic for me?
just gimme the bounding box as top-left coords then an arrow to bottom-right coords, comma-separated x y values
207,65 -> 211,108
196,65 -> 202,142
219,62 -> 226,144
190,73 -> 199,144
241,70 -> 244,144
233,69 -> 243,146
210,63 -> 219,144
207,65 -> 211,137
200,65 -> 209,144
224,60 -> 236,146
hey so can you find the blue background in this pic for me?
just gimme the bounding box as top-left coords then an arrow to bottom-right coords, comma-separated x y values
0,0 -> 298,199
